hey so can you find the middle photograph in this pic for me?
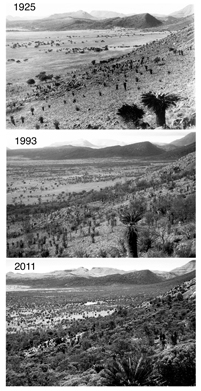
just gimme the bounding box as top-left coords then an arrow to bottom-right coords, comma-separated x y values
7,129 -> 195,258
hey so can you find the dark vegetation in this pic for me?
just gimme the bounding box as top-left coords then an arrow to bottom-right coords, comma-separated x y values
7,147 -> 195,258
6,274 -> 196,386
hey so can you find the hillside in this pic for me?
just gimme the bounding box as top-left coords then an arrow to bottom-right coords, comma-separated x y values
6,18 -> 195,129
170,132 -> 195,147
171,259 -> 195,275
170,4 -> 194,18
146,142 -> 195,161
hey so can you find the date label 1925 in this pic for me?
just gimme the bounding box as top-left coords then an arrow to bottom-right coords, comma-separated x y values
15,263 -> 35,271
14,3 -> 36,11
15,137 -> 37,145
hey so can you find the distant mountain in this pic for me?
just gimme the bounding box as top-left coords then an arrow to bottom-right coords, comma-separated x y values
169,4 -> 194,18
171,260 -> 196,276
6,12 -> 162,30
90,10 -> 127,19
6,261 -> 196,288
153,143 -> 177,152
170,132 -> 196,147
7,141 -> 164,160
48,10 -> 95,20
50,139 -> 97,148
154,260 -> 196,279
146,142 -> 195,161
91,139 -> 126,147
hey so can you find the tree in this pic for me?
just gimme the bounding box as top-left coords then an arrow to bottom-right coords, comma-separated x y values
102,355 -> 154,386
141,92 -> 180,127
117,104 -> 145,126
119,200 -> 145,257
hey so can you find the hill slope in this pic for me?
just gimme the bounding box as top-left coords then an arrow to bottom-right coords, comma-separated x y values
7,141 -> 165,160
170,4 -> 194,18
170,132 -> 195,147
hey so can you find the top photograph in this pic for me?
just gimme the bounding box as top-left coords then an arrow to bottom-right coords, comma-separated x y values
6,1 -> 195,130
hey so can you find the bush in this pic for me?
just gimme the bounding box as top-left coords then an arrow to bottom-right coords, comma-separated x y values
27,79 -> 35,85
157,342 -> 195,386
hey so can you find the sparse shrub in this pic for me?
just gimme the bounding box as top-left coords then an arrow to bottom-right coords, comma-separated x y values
117,103 -> 144,126
27,79 -> 35,85
75,105 -> 80,111
10,116 -> 15,125
156,343 -> 195,386
30,107 -> 35,115
39,116 -> 44,124
20,116 -> 25,123
97,249 -> 107,257
53,120 -> 60,129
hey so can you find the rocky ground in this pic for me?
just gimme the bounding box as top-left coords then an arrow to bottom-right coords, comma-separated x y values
6,24 -> 195,129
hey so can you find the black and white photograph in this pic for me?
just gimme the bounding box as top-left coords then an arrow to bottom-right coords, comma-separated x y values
7,129 -> 195,258
6,1 -> 195,130
6,258 -> 196,386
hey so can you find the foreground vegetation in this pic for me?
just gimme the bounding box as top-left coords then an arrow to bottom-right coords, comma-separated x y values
6,22 -> 195,129
7,151 -> 195,258
6,274 -> 196,386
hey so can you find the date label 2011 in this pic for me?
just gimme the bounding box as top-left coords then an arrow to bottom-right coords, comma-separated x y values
14,3 -> 36,11
15,137 -> 37,145
15,263 -> 35,271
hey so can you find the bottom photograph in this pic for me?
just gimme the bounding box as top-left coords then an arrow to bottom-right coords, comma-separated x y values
6,259 -> 196,386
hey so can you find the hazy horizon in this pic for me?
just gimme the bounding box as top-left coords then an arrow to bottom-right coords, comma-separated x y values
6,259 -> 193,274
6,1 -> 192,19
7,129 -> 193,150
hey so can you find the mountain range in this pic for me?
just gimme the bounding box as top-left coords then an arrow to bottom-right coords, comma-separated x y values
50,139 -> 126,148
6,5 -> 194,30
7,132 -> 195,161
6,260 -> 195,288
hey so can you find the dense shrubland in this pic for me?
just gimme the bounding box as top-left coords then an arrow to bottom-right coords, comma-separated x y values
6,277 -> 195,386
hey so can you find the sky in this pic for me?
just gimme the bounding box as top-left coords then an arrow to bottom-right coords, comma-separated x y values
7,129 -> 192,149
6,1 -> 192,18
6,258 -> 193,273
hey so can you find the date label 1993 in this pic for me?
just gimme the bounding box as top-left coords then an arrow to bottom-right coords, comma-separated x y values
14,3 -> 36,11
15,263 -> 35,271
15,137 -> 37,145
